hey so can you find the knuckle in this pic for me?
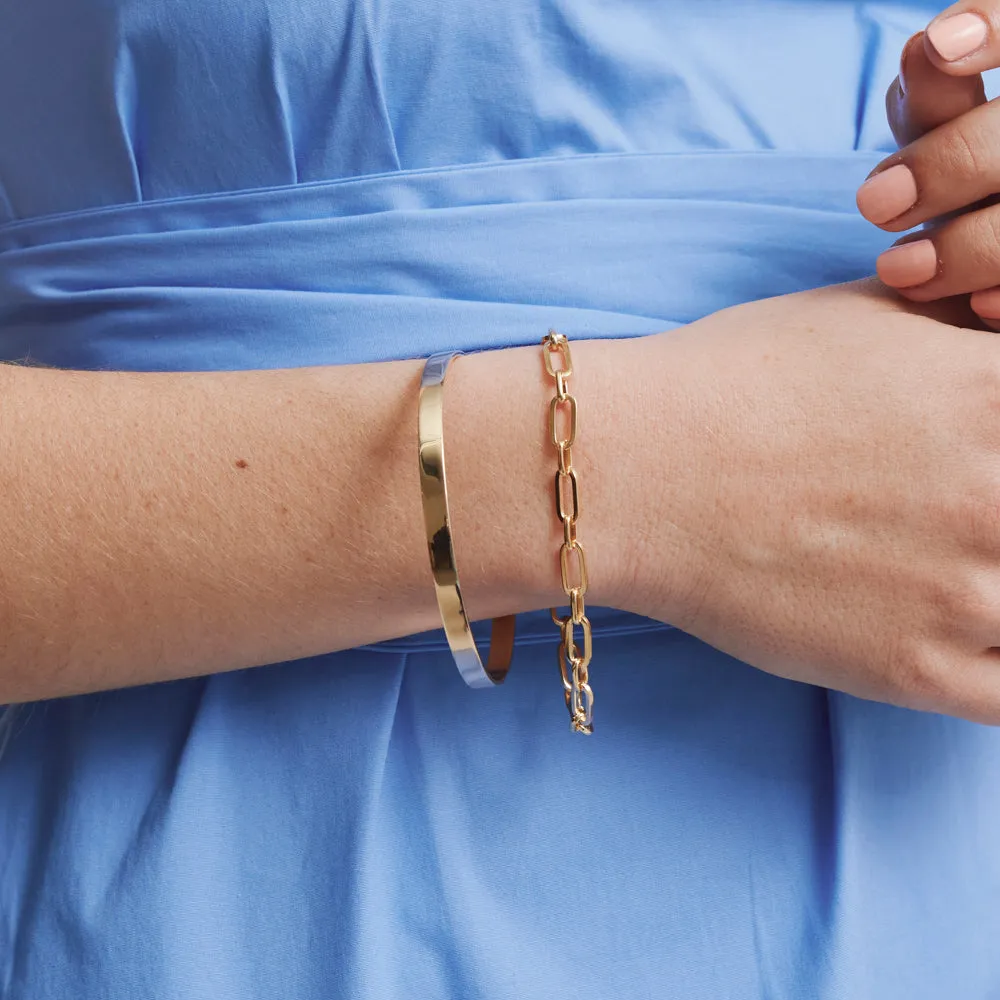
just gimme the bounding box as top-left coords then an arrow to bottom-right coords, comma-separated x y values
943,119 -> 989,183
981,208 -> 1000,261
955,208 -> 1000,273
928,568 -> 998,633
886,642 -> 958,712
874,636 -> 1000,724
877,635 -> 1000,727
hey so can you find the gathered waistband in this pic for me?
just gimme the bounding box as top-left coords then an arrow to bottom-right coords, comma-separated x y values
0,150 -> 889,371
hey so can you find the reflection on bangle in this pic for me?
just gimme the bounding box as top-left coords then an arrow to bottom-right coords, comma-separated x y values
417,350 -> 516,688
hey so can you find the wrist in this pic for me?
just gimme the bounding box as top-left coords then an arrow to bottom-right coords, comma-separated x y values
612,319 -> 734,631
443,333 -> 653,622
582,326 -> 710,628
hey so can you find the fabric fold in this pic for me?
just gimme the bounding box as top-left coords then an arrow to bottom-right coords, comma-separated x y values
0,151 -> 891,375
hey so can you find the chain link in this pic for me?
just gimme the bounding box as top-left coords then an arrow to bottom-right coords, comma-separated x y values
542,329 -> 594,734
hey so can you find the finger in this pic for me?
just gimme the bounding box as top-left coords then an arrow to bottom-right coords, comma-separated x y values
924,4 -> 998,73
857,97 -> 1000,231
874,204 -> 1000,300
908,648 -> 1000,728
970,287 -> 1000,328
888,32 -> 985,145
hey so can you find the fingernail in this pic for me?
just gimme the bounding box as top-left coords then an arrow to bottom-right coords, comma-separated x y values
876,240 -> 939,288
856,164 -> 918,225
926,12 -> 988,62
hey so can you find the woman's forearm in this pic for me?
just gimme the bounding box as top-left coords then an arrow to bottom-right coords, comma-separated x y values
0,338 -> 644,703
16,277 -> 1000,727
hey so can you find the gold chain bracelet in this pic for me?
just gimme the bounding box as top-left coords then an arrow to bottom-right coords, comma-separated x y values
542,330 -> 594,734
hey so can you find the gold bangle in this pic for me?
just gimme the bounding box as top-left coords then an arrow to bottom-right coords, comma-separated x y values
542,331 -> 594,734
417,351 -> 516,688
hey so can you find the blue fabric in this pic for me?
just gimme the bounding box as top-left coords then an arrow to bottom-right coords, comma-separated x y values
3,2 -> 1000,998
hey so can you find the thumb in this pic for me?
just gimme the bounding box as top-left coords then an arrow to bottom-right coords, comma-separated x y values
925,3 -> 1000,72
888,31 -> 986,146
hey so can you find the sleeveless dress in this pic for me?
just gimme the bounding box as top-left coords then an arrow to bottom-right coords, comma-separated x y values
3,2 -> 999,998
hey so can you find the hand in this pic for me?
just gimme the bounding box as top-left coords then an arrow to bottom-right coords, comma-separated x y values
623,280 -> 1000,724
855,3 -> 1000,325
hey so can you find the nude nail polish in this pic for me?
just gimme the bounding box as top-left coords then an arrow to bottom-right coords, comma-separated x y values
856,164 -> 918,225
876,240 -> 939,288
926,12 -> 988,62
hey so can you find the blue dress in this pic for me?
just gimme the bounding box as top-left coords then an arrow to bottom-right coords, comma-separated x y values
2,2 -> 999,997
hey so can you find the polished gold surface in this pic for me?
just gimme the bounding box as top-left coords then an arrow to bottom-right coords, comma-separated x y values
417,351 -> 515,689
542,331 -> 594,734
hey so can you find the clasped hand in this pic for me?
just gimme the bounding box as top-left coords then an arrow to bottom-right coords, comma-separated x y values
619,5 -> 1000,725
858,1 -> 1000,320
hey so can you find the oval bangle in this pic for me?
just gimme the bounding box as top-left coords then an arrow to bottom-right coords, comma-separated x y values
417,351 -> 516,688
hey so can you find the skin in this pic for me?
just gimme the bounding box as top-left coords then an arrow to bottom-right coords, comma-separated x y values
9,7 -> 1000,728
856,2 -> 1000,324
0,340 -> 636,705
635,281 -> 1000,725
11,279 -> 1000,726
